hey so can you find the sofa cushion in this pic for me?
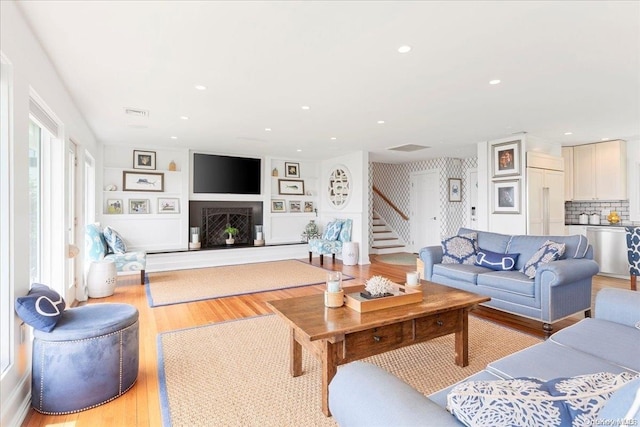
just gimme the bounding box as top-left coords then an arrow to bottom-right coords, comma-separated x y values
338,219 -> 352,243
447,372 -> 637,427
597,377 -> 640,422
85,223 -> 108,260
433,263 -> 490,285
103,226 -> 127,254
550,318 -> 640,373
15,283 -> 66,332
520,240 -> 566,279
507,234 -> 589,271
474,248 -> 519,271
458,228 -> 512,254
477,270 -> 534,297
322,221 -> 343,240
442,232 -> 478,265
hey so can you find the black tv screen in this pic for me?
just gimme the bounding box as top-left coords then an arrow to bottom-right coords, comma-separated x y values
193,153 -> 261,194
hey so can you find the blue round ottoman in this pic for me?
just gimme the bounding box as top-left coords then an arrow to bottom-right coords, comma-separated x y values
32,303 -> 139,414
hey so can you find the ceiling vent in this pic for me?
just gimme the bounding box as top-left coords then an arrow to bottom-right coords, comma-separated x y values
124,108 -> 149,118
387,144 -> 430,152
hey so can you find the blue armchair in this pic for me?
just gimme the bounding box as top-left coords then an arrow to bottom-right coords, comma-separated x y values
85,224 -> 146,284
308,219 -> 352,266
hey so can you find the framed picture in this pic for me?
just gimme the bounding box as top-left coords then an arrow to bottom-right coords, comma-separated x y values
492,140 -> 521,177
304,201 -> 314,213
271,199 -> 286,212
285,162 -> 300,178
123,171 -> 164,192
158,198 -> 179,213
289,200 -> 301,212
493,180 -> 520,214
278,179 -> 305,195
106,199 -> 123,214
133,150 -> 156,170
129,199 -> 150,214
448,178 -> 462,202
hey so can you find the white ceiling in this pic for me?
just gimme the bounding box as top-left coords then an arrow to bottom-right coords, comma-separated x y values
16,1 -> 640,162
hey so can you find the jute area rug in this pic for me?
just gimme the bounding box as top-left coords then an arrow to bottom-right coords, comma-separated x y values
147,260 -> 350,307
157,314 -> 541,426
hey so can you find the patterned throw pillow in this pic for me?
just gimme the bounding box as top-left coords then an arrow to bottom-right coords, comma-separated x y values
520,240 -> 566,279
15,283 -> 66,332
447,372 -> 638,427
103,226 -> 127,254
441,233 -> 478,265
475,249 -> 519,271
322,221 -> 343,241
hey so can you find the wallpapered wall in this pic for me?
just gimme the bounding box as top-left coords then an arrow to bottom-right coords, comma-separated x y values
369,157 -> 478,246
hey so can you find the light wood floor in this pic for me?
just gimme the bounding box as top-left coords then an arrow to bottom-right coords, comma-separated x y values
22,257 -> 631,427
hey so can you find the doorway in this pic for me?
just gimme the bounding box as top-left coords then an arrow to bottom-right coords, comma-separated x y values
466,168 -> 478,229
410,170 -> 441,252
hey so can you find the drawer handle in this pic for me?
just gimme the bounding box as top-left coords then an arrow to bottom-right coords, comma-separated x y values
437,320 -> 444,327
373,335 -> 381,342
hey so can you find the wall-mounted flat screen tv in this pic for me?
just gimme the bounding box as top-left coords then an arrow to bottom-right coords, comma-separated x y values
193,153 -> 261,194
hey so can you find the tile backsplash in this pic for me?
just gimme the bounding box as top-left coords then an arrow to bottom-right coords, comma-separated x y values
565,200 -> 631,224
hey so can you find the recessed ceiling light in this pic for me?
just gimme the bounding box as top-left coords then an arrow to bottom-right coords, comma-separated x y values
170,136 -> 178,139
296,149 -> 302,152
330,137 -> 337,140
265,128 -> 272,131
564,132 -> 573,136
377,120 -> 385,124
301,106 -> 310,110
398,45 -> 411,53
601,137 -> 610,141
180,116 -> 189,120
489,79 -> 501,85
194,85 -> 207,91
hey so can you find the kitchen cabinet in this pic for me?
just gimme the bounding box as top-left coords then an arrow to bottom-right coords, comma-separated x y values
566,225 -> 587,236
572,140 -> 627,201
527,167 -> 565,235
561,146 -> 573,201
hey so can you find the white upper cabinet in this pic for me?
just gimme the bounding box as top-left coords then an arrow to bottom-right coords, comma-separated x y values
572,140 -> 627,201
561,146 -> 573,201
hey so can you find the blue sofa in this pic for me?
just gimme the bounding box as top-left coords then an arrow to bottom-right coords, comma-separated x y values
329,288 -> 640,426
419,228 -> 599,335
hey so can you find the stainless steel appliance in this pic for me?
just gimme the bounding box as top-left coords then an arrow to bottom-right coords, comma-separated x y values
586,226 -> 628,278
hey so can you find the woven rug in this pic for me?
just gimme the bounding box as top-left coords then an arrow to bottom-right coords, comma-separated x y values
147,260 -> 351,307
373,252 -> 418,266
157,314 -> 541,426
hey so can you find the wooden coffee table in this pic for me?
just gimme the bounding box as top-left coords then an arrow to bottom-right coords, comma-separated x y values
266,280 -> 490,416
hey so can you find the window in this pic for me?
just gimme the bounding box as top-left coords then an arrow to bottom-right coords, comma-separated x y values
1,55 -> 12,373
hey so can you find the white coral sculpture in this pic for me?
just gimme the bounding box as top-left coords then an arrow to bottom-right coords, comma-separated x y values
365,276 -> 395,297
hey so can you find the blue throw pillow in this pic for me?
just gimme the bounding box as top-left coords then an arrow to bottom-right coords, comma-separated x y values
15,283 -> 66,332
322,221 -> 343,241
475,249 -> 519,271
521,240 -> 566,279
103,226 -> 127,254
442,232 -> 478,265
447,372 -> 638,427
597,377 -> 640,422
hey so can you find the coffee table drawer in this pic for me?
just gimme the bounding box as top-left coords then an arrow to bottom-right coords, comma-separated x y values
415,310 -> 460,340
344,321 -> 412,360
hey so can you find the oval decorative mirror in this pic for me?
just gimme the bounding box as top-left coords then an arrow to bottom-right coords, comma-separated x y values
328,165 -> 351,209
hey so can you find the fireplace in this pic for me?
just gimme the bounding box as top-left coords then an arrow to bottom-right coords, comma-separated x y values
189,201 -> 263,248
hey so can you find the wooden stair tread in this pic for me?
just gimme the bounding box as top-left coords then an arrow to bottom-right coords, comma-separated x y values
371,244 -> 405,249
373,237 -> 397,241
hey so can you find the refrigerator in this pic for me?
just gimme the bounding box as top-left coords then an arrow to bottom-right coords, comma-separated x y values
526,153 -> 565,236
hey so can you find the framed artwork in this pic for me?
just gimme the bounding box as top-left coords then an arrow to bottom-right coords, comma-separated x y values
285,162 -> 300,178
271,199 -> 286,212
304,201 -> 314,213
133,150 -> 156,170
123,171 -> 164,192
106,199 -> 123,214
448,178 -> 462,202
129,199 -> 150,214
493,180 -> 520,214
278,179 -> 305,195
289,200 -> 301,212
492,140 -> 520,177
158,198 -> 179,213
328,166 -> 350,209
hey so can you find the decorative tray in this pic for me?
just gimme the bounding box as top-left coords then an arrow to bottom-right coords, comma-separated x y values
344,283 -> 423,313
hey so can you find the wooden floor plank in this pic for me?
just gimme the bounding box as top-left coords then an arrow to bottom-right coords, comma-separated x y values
21,258 -> 630,426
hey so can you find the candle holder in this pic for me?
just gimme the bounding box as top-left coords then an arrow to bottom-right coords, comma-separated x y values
254,225 -> 265,246
406,271 -> 421,287
189,227 -> 201,250
324,271 -> 344,308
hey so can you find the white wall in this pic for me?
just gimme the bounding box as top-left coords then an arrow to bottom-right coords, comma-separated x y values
320,151 -> 370,264
628,139 -> 640,221
0,2 -> 100,425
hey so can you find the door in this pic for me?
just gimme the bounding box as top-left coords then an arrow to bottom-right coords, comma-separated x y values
67,141 -> 78,302
410,170 -> 440,252
466,169 -> 478,229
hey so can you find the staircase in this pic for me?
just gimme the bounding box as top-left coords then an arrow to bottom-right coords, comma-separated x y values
370,214 -> 408,255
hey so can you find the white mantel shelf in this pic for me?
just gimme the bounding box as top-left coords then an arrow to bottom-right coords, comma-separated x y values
146,243 -> 311,272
